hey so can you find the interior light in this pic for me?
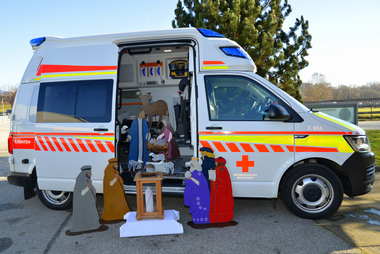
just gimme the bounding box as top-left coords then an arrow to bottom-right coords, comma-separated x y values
30,37 -> 46,47
164,50 -> 172,53
220,47 -> 249,59
197,28 -> 225,38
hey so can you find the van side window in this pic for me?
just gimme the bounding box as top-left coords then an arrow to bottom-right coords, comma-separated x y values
37,79 -> 113,123
29,85 -> 40,123
205,76 -> 279,121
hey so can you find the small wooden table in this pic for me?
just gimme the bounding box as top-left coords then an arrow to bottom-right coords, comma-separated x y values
134,171 -> 164,221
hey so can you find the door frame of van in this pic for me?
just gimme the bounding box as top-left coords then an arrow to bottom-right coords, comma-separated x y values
115,39 -> 199,184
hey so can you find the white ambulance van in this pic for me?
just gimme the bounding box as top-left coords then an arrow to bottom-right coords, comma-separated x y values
7,28 -> 375,219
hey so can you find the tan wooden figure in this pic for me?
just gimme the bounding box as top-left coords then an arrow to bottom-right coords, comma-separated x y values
139,94 -> 169,128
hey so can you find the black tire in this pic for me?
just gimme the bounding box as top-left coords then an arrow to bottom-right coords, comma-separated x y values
37,185 -> 73,210
281,163 -> 343,219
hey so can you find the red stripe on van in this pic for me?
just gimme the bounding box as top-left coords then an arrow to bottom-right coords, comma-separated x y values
295,146 -> 339,153
226,142 -> 240,152
295,131 -> 347,135
95,140 -> 108,153
60,138 -> 71,152
76,139 -> 88,152
213,142 -> 227,152
270,145 -> 284,152
105,141 -> 114,153
44,137 -> 56,151
240,143 -> 255,152
255,144 -> 269,153
52,137 -> 63,152
35,143 -> 41,151
40,65 -> 117,73
86,140 -> 97,152
68,138 -> 80,152
200,141 -> 212,149
203,61 -> 225,65
286,146 -> 294,152
37,136 -> 48,151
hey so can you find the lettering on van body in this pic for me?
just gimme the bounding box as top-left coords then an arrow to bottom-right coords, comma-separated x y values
13,138 -> 34,150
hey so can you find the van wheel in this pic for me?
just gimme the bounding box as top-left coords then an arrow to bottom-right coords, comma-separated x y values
37,185 -> 73,210
281,163 -> 343,220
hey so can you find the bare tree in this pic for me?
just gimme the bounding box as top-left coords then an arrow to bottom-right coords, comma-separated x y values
300,73 -> 334,102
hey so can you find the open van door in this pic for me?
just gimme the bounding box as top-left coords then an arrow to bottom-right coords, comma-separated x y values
35,44 -> 118,209
197,73 -> 295,198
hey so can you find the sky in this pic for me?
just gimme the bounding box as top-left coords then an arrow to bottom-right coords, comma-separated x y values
0,0 -> 379,91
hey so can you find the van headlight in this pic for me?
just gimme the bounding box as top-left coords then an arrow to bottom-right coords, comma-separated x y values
345,135 -> 371,153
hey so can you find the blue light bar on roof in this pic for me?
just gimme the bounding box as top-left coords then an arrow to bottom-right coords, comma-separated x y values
30,37 -> 46,47
197,28 -> 225,38
220,47 -> 249,59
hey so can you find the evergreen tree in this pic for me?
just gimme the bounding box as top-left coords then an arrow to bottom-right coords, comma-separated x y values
172,0 -> 312,101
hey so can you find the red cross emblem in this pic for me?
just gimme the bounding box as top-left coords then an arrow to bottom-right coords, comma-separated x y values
236,155 -> 255,173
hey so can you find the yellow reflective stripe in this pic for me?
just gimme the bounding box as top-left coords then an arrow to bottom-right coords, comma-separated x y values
41,71 -> 117,78
315,112 -> 356,131
295,135 -> 353,153
35,77 -> 41,81
202,66 -> 229,70
75,136 -> 115,141
199,135 -> 294,145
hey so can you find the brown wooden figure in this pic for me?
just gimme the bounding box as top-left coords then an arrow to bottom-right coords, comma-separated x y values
139,94 -> 169,128
102,158 -> 130,223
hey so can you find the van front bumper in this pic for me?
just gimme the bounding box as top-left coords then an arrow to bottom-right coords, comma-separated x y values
342,151 -> 376,197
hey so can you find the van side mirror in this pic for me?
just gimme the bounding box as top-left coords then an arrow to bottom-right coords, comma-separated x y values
179,78 -> 189,91
268,104 -> 293,121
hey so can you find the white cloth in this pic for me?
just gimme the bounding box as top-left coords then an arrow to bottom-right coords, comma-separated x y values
120,210 -> 183,237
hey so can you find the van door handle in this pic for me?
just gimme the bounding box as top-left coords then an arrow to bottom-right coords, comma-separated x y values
295,135 -> 308,139
206,126 -> 222,130
94,128 -> 109,132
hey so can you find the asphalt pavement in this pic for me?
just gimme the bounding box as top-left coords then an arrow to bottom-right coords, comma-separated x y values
358,121 -> 380,130
1,121 -> 380,253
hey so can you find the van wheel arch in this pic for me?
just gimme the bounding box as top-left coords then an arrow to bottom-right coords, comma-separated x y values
36,186 -> 73,210
35,167 -> 73,210
280,159 -> 349,195
280,162 -> 343,219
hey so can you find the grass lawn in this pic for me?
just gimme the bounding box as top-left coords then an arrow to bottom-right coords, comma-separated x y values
358,107 -> 380,120
0,104 -> 12,113
366,130 -> 380,166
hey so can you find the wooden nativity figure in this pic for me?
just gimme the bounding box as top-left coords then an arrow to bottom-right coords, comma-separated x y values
209,157 -> 234,223
102,158 -> 130,223
66,165 -> 108,235
127,108 -> 150,168
157,116 -> 180,160
184,158 -> 210,224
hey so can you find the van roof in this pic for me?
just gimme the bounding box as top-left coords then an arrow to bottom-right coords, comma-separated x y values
23,28 -> 256,83
32,28 -> 229,49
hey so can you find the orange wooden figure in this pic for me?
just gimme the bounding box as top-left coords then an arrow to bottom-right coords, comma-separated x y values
102,158 -> 130,222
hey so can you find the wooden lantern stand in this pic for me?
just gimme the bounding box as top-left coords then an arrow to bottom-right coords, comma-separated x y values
134,171 -> 164,221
